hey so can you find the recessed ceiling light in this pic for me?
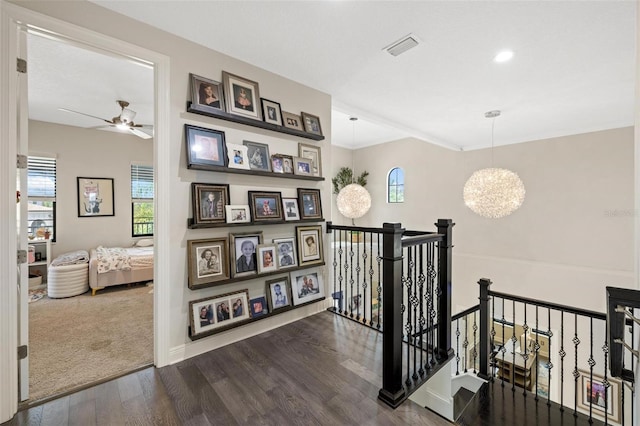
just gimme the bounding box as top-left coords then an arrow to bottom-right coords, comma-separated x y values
494,50 -> 514,63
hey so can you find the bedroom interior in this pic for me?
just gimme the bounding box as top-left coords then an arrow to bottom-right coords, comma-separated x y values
24,31 -> 155,403
0,1 -> 636,424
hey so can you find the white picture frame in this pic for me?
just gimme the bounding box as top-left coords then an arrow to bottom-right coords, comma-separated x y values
226,143 -> 251,170
225,205 -> 251,224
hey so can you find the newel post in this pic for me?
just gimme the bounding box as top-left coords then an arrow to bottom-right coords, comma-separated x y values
478,278 -> 492,380
436,219 -> 454,360
378,222 -> 406,408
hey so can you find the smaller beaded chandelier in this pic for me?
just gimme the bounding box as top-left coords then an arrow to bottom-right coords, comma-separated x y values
463,111 -> 525,219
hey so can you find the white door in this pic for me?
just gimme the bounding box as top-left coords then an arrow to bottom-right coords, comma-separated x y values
16,25 -> 30,402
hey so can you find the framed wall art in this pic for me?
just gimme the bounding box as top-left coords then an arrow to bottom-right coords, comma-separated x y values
243,140 -> 272,172
250,295 -> 268,317
189,289 -> 251,338
256,244 -> 278,274
298,143 -> 322,176
260,98 -> 283,126
296,225 -> 323,266
222,71 -> 262,121
190,73 -> 224,112
185,124 -> 227,170
187,237 -> 230,289
266,276 -> 291,311
282,198 -> 300,221
293,157 -> 313,177
290,267 -> 325,306
577,369 -> 621,424
272,237 -> 297,269
191,183 -> 229,225
248,191 -> 283,222
297,188 -> 323,220
272,154 -> 294,174
225,205 -> 251,224
77,177 -> 115,217
230,231 -> 263,278
226,142 -> 251,170
301,112 -> 323,136
282,111 -> 304,131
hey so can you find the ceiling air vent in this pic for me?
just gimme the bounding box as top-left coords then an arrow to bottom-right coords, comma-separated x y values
384,34 -> 420,57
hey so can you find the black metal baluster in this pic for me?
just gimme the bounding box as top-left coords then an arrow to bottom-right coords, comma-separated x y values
412,246 -> 419,381
472,311 -> 478,374
559,311 -> 565,411
332,228 -> 337,312
490,295 -> 496,380
572,314 -> 580,415
367,233 -> 374,326
338,230 -> 344,314
349,237 -> 354,318
376,236 -> 382,329
534,306 -> 539,401
522,302 -> 529,396
430,243 -> 437,366
602,338 -> 610,426
463,314 -> 469,374
547,308 -> 553,406
501,298 -> 506,386
587,317 -> 595,422
418,244 -> 425,378
455,317 -> 461,376
511,300 -> 517,391
404,247 -> 412,387
355,237 -> 361,321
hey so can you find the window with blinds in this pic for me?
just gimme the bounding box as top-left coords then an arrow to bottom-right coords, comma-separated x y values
27,156 -> 57,241
131,164 -> 154,237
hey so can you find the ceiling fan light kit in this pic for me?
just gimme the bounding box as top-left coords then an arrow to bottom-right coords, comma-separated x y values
463,110 -> 526,219
59,99 -> 152,139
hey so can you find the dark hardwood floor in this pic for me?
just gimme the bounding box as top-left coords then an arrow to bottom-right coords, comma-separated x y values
4,311 -> 452,425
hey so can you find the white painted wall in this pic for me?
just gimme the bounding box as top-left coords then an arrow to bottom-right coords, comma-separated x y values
29,120 -> 153,258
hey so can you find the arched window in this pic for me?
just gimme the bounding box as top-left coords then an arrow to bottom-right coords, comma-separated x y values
387,167 -> 404,203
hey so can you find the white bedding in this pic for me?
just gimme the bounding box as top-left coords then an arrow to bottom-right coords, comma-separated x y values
95,246 -> 154,274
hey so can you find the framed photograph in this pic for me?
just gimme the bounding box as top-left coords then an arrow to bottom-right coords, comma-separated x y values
290,267 -> 325,306
187,237 -> 230,289
350,294 -> 362,311
250,296 -> 268,317
189,73 -> 223,112
256,244 -> 278,274
297,188 -> 323,220
272,237 -> 298,269
226,143 -> 251,170
260,98 -> 283,126
185,124 -> 227,170
301,111 -> 323,136
298,143 -> 322,176
243,140 -> 272,172
191,183 -> 229,225
271,154 -> 294,174
248,191 -> 283,222
225,205 -> 251,224
77,177 -> 114,217
293,157 -> 314,177
266,276 -> 292,311
189,289 -> 250,338
282,111 -> 304,131
578,369 -> 621,424
296,225 -> 324,266
282,198 -> 300,221
222,71 -> 262,121
230,232 -> 263,278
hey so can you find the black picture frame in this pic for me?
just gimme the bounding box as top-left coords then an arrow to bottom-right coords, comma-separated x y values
260,98 -> 283,126
77,177 -> 115,217
192,182 -> 230,225
243,140 -> 272,172
297,188 -> 323,220
266,276 -> 292,311
185,124 -> 227,170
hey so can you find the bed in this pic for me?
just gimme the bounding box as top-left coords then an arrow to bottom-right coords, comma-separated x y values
89,244 -> 154,295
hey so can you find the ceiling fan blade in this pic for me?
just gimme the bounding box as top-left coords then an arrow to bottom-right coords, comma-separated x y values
129,127 -> 153,139
59,108 -> 113,124
131,123 -> 153,129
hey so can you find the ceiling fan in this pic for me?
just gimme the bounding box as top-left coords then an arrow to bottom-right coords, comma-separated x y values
59,100 -> 153,139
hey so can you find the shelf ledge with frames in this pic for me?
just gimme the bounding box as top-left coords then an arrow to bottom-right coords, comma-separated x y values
188,217 -> 325,229
187,163 -> 324,181
187,102 -> 325,141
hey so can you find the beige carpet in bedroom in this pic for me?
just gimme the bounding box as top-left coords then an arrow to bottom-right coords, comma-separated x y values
28,282 -> 153,402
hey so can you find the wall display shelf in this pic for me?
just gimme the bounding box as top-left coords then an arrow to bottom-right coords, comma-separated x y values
187,163 -> 324,181
189,262 -> 325,291
188,296 -> 326,340
188,217 -> 324,229
187,102 -> 325,142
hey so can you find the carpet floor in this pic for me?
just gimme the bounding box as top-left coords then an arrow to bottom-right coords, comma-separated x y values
28,282 -> 153,402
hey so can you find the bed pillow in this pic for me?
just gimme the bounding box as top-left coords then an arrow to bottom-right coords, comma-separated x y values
134,238 -> 154,247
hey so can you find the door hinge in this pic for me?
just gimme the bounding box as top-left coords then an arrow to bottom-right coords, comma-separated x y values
17,250 -> 27,265
17,154 -> 27,169
18,345 -> 27,360
17,58 -> 27,74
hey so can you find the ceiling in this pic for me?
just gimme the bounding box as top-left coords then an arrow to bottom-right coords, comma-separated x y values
29,1 -> 636,150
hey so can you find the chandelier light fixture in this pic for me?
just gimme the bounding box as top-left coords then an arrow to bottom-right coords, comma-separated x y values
336,117 -> 371,222
463,110 -> 525,219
